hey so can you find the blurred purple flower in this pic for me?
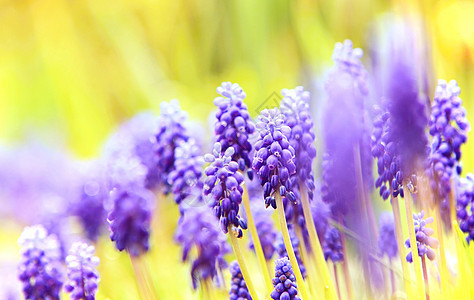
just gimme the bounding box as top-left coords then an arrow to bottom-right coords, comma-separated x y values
456,174 -> 474,243
377,212 -> 398,259
175,206 -> 229,289
229,260 -> 252,300
64,242 -> 100,300
405,211 -> 439,263
275,226 -> 306,278
323,227 -> 344,262
248,204 -> 277,260
18,225 -> 63,300
271,257 -> 301,300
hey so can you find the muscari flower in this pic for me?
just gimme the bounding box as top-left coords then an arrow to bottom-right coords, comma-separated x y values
167,139 -> 204,209
405,211 -> 439,263
271,257 -> 301,300
229,260 -> 252,300
428,80 -> 470,223
204,142 -> 247,236
323,227 -> 344,262
252,108 -> 297,210
377,212 -> 398,259
175,206 -> 229,289
456,174 -> 474,243
155,100 -> 190,190
214,82 -> 255,175
18,225 -> 63,300
107,188 -> 154,256
248,203 -> 277,260
275,226 -> 306,278
64,242 -> 100,300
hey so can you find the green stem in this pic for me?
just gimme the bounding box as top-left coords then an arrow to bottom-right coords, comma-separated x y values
275,192 -> 310,300
421,256 -> 430,300
333,263 -> 341,300
434,204 -> 448,294
300,186 -> 338,299
404,189 -> 424,300
130,255 -> 157,300
228,226 -> 260,300
338,214 -> 354,300
241,182 -> 273,294
295,223 -> 320,297
391,195 -> 411,296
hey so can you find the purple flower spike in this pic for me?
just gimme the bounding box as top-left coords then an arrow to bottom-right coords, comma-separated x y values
167,139 -> 204,208
275,226 -> 306,278
175,206 -> 229,289
323,227 -> 344,262
248,204 -> 277,260
107,188 -> 154,256
65,242 -> 100,300
214,82 -> 255,174
270,257 -> 301,300
229,261 -> 252,300
377,212 -> 398,259
155,100 -> 190,190
280,86 -> 317,201
18,225 -> 63,300
252,108 -> 297,209
405,211 -> 439,263
204,142 -> 247,236
456,174 -> 474,243
428,80 -> 470,223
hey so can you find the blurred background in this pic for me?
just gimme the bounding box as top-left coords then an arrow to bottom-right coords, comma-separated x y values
0,0 -> 473,298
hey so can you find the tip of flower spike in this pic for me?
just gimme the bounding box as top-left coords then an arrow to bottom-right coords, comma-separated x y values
214,82 -> 246,108
332,39 -> 364,68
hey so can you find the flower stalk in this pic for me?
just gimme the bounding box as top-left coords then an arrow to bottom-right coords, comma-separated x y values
391,195 -> 411,296
338,214 -> 354,300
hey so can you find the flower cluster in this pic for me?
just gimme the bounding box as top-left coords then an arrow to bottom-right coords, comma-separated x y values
456,174 -> 474,243
280,86 -> 317,200
204,142 -> 247,236
64,242 -> 100,300
214,82 -> 255,174
155,100 -> 190,189
252,108 -> 297,209
428,80 -> 470,219
18,225 -> 63,300
167,139 -> 204,209
323,227 -> 344,262
175,206 -> 229,288
377,212 -> 398,259
271,257 -> 301,300
248,204 -> 277,260
405,211 -> 439,263
107,188 -> 154,256
275,227 -> 306,278
229,261 -> 252,300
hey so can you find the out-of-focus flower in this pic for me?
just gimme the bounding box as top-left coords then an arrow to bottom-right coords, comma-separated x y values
213,82 -> 255,176
270,257 -> 301,300
154,100 -> 190,190
65,242 -> 100,300
456,174 -> 474,243
229,260 -> 252,300
405,211 -> 439,263
17,225 -> 63,300
252,108 -> 297,209
107,188 -> 154,256
377,212 -> 398,259
248,204 -> 277,260
428,80 -> 470,223
323,227 -> 344,262
204,142 -> 247,236
175,206 -> 229,289
275,227 -> 306,278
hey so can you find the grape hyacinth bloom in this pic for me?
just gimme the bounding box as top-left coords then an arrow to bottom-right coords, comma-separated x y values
323,227 -> 344,262
107,188 -> 154,256
214,82 -> 255,175
275,227 -> 306,278
204,142 -> 247,236
175,206 -> 229,288
252,108 -> 297,209
155,100 -> 190,189
405,211 -> 439,263
64,242 -> 100,300
229,261 -> 252,300
249,204 -> 277,260
167,139 -> 204,209
428,80 -> 470,221
18,225 -> 63,300
456,174 -> 474,243
377,212 -> 398,259
280,86 -> 317,201
271,257 -> 301,300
